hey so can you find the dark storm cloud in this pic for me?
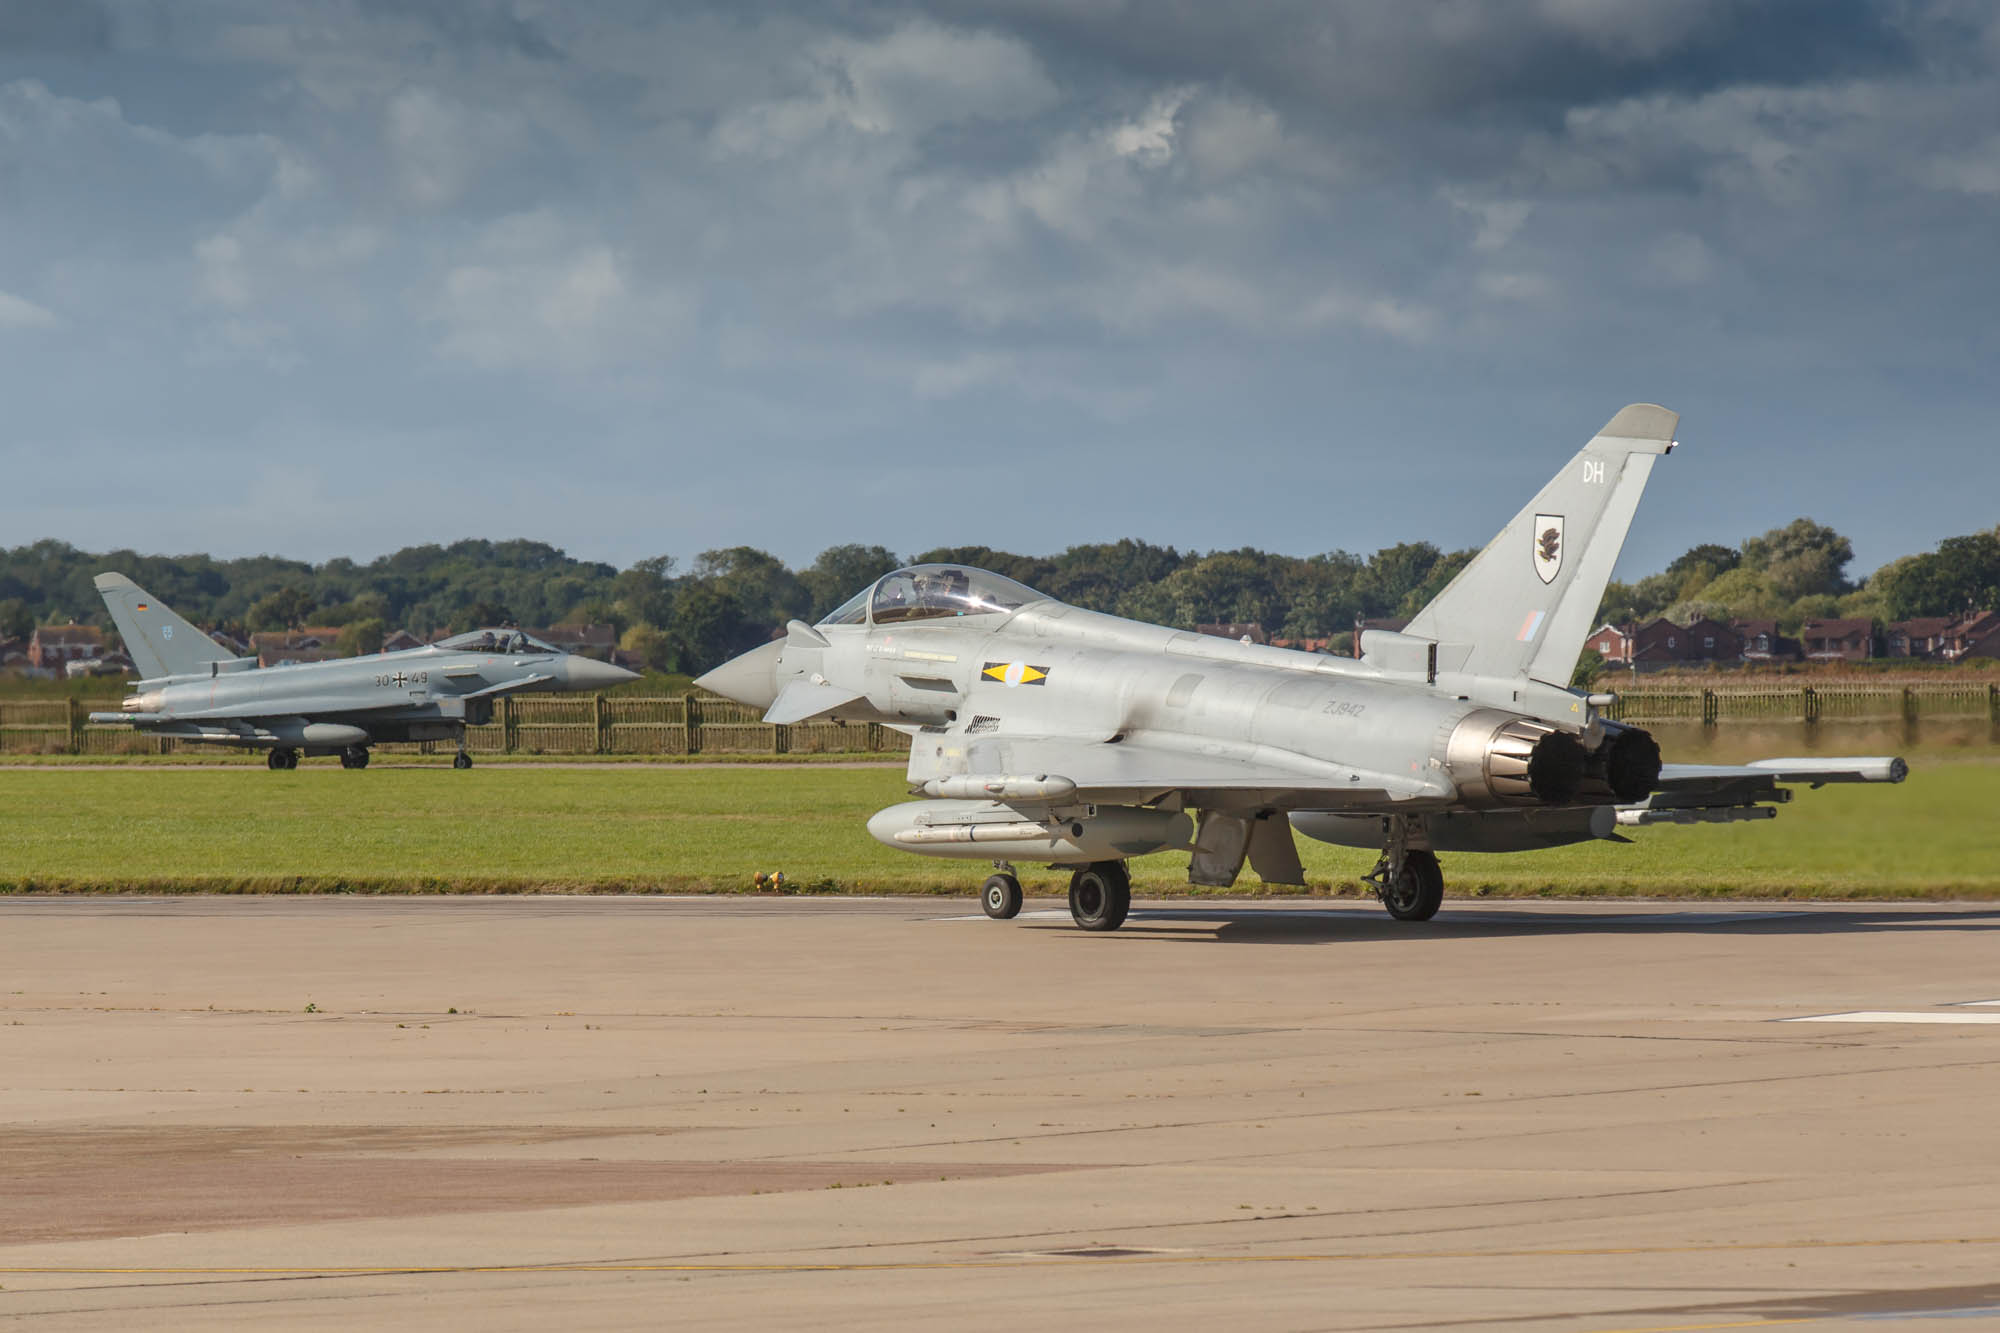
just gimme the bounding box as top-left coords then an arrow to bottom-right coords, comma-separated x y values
926,0 -> 1917,120
0,0 -> 112,53
0,0 -> 1995,575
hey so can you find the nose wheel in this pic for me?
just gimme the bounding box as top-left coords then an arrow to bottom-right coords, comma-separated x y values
1067,860 -> 1131,931
981,871 -> 1023,919
452,752 -> 473,769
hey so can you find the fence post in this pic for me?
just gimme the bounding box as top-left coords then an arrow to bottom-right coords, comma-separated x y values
1801,686 -> 1818,725
1991,683 -> 1999,724
594,692 -> 609,754
1902,685 -> 1918,724
773,723 -> 788,756
501,694 -> 517,753
684,693 -> 701,755
1701,688 -> 1717,726
68,695 -> 84,754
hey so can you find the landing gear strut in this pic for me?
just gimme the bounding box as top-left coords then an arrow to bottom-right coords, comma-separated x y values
1067,860 -> 1131,932
339,746 -> 371,770
982,861 -> 1023,920
266,748 -> 298,771
1366,815 -> 1443,922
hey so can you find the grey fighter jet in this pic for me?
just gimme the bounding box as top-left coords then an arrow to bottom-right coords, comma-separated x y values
697,404 -> 1905,930
89,574 -> 638,769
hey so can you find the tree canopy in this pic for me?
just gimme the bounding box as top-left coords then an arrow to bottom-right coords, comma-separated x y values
5,517 -> 1994,677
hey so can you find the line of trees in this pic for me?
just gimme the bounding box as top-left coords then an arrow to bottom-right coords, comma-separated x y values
4,520 -> 1995,676
1601,519 -> 2000,631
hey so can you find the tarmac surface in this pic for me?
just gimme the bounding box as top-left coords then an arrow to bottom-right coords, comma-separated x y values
4,894 -> 2000,1330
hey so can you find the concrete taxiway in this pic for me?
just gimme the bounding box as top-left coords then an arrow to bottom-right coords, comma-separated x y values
3,895 -> 2000,1330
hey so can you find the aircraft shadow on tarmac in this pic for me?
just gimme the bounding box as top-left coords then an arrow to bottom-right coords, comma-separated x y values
1017,905 -> 2000,946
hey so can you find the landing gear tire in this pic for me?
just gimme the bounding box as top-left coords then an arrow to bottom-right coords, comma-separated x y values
267,748 -> 298,771
1381,849 -> 1444,922
452,752 -> 473,770
340,746 -> 371,770
1068,861 -> 1131,932
982,873 -> 1024,920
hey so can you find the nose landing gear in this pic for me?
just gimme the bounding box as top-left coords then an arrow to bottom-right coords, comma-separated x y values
982,862 -> 1024,919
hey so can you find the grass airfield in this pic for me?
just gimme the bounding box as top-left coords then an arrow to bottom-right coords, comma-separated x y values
1,759 -> 1993,898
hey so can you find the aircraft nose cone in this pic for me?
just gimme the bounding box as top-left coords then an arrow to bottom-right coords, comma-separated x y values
694,639 -> 785,710
565,656 -> 642,691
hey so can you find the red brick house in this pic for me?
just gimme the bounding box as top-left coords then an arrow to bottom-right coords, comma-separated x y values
1799,617 -> 1878,661
1586,624 -> 1634,665
1683,617 -> 1742,662
1944,610 -> 2000,661
1731,620 -> 1799,661
28,623 -> 103,670
1886,617 -> 1954,659
1586,619 -> 1730,668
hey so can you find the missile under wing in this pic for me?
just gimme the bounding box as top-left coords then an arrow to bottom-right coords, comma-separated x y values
697,404 -> 1905,931
90,574 -> 638,769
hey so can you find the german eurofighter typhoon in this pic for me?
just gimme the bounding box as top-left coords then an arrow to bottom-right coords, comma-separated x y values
89,574 -> 637,769
697,405 -> 1905,931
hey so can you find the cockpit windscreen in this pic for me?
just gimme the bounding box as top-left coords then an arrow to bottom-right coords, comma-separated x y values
436,629 -> 558,655
868,565 -> 1045,624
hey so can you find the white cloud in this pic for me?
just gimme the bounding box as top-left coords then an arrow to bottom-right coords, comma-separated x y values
1475,271 -> 1556,302
1645,232 -> 1715,286
0,290 -> 58,329
711,20 -> 1056,156
430,217 -> 689,373
385,85 -> 522,209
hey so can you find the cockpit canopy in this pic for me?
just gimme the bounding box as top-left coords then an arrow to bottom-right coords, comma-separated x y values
435,629 -> 558,655
818,564 -> 1048,627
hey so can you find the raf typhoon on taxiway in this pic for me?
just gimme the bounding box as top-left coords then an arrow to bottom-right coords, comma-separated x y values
90,574 -> 638,769
697,404 -> 1905,931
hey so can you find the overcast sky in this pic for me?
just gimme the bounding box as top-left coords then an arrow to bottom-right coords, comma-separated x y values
2,0 -> 1995,582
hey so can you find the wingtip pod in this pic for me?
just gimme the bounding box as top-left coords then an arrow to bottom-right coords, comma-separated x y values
1744,756 -> 1908,784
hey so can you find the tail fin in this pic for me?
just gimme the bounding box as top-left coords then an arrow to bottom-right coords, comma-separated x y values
94,572 -> 240,681
1390,403 -> 1677,689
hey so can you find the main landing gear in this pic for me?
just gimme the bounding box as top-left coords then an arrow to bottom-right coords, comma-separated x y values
1067,860 -> 1131,932
266,748 -> 298,771
1366,816 -> 1444,922
980,859 -> 1133,931
339,746 -> 371,770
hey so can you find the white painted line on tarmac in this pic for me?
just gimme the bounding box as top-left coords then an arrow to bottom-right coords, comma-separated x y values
1782,1011 -> 2000,1025
929,909 -> 1074,922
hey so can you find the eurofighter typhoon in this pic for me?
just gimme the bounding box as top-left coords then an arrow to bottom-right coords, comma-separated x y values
698,405 -> 1905,931
90,575 -> 638,769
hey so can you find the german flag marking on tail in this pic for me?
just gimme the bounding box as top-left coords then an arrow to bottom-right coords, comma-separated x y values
981,661 -> 1049,687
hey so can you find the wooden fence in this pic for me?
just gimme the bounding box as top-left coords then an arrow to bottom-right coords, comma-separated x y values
5,682 -> 1996,756
0,695 -> 914,758
1601,681 -> 2000,726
